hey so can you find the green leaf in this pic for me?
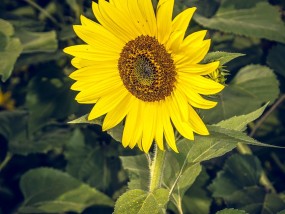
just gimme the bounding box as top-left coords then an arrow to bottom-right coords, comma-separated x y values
202,65 -> 279,124
0,19 -> 22,82
267,44 -> 285,78
65,129 -> 112,191
226,187 -> 285,214
208,125 -> 280,148
183,168 -> 212,214
209,155 -> 285,214
163,162 -> 202,213
203,51 -> 245,65
216,208 -> 248,214
9,128 -> 71,155
114,188 -> 169,214
0,19 -> 14,36
19,168 -> 114,214
0,110 -> 28,141
15,29 -> 58,53
194,2 -> 285,43
216,103 -> 268,131
120,154 -> 150,190
26,75 -> 78,132
69,114 -> 124,142
209,154 -> 262,198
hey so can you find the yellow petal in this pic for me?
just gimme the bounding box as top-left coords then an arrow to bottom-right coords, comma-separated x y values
102,94 -> 133,130
64,44 -> 118,61
80,15 -> 124,49
71,57 -> 115,68
175,39 -> 210,65
167,7 -> 196,52
122,101 -> 137,147
92,1 -> 136,43
177,82 -> 217,109
138,0 -> 157,36
177,61 -> 220,76
155,102 -> 164,150
142,102 -> 156,153
180,75 -> 224,95
88,86 -> 128,120
75,77 -> 122,102
162,104 -> 178,153
166,96 -> 194,140
180,30 -> 207,51
156,0 -> 174,44
188,106 -> 209,135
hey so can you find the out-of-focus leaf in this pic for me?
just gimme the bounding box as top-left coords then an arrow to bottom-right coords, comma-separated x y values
19,168 -> 114,214
194,2 -> 285,43
0,110 -> 28,141
26,75 -> 78,132
183,168 -> 211,214
69,114 -> 124,142
226,187 -> 285,214
203,65 -> 279,124
65,129 -> 111,191
0,19 -> 23,82
114,189 -> 169,214
267,44 -> 285,78
120,154 -> 149,190
209,154 -> 285,214
9,128 -> 71,156
209,154 -> 262,197
15,29 -> 58,53
216,208 -> 248,214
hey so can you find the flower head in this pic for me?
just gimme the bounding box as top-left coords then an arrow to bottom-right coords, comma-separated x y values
64,0 -> 224,153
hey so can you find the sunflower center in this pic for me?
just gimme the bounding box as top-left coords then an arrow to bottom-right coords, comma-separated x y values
118,35 -> 176,102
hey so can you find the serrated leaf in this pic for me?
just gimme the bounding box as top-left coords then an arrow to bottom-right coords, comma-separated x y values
202,65 -> 279,124
267,44 -> 285,78
114,189 -> 169,214
65,129 -> 112,191
216,103 -> 268,131
216,208 -> 248,214
120,154 -> 150,190
19,168 -> 113,214
194,2 -> 285,43
203,51 -> 245,65
69,114 -> 124,142
208,125 -> 281,148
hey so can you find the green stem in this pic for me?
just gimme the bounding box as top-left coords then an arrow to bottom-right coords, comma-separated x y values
149,144 -> 166,192
0,152 -> 12,172
236,143 -> 276,193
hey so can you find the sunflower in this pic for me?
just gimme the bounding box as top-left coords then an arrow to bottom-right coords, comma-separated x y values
64,0 -> 224,153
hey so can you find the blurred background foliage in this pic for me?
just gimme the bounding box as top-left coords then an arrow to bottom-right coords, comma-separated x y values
0,0 -> 285,213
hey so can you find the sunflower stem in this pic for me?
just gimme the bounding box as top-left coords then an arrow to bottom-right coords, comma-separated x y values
149,144 -> 166,192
